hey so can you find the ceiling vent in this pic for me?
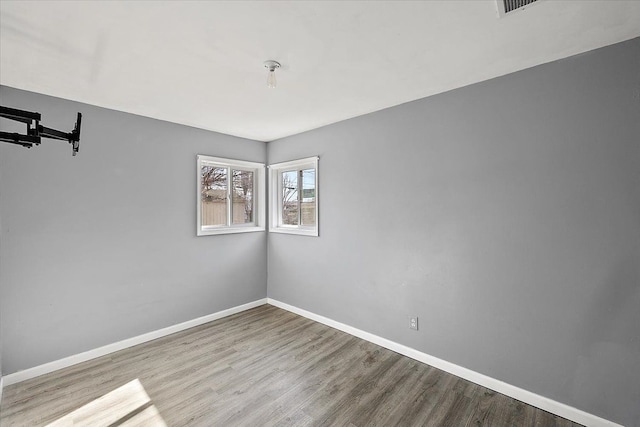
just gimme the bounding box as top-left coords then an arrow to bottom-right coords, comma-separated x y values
496,0 -> 540,17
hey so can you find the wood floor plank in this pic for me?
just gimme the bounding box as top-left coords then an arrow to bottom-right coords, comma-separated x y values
0,305 -> 583,427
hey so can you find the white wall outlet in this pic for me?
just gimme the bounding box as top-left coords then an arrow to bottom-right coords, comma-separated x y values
410,316 -> 418,331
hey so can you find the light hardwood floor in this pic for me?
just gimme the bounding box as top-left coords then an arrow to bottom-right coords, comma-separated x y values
0,305 -> 582,426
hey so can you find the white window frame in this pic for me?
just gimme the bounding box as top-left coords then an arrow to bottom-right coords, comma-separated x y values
197,155 -> 265,236
269,156 -> 319,237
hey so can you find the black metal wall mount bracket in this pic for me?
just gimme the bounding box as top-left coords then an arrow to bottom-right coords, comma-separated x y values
0,106 -> 82,156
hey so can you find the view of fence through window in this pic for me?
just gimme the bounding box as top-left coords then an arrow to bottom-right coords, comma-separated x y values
282,168 -> 316,226
201,166 -> 253,226
233,170 -> 253,224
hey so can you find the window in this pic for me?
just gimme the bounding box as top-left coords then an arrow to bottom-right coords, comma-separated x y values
197,155 -> 265,236
269,156 -> 319,236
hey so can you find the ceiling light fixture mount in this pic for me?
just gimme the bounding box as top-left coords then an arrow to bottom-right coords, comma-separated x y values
264,60 -> 281,88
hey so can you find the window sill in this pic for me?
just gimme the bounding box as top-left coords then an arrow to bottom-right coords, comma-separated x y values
269,227 -> 318,237
198,226 -> 265,236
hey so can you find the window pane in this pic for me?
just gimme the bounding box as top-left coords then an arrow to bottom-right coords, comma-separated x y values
232,170 -> 253,224
282,170 -> 299,225
301,168 -> 316,226
201,166 -> 227,226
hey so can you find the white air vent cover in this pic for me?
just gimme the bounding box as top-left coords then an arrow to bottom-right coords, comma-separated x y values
496,0 -> 540,17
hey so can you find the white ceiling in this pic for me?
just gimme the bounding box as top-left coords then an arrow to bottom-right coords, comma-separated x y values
1,1 -> 639,142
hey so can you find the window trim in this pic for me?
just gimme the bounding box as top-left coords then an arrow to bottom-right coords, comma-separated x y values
197,155 -> 265,236
269,156 -> 319,237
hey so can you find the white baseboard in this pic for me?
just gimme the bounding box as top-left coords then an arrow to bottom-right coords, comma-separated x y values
266,298 -> 622,427
2,298 -> 267,386
0,376 -> 4,407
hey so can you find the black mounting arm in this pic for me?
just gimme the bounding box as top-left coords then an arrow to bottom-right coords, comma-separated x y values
0,106 -> 82,156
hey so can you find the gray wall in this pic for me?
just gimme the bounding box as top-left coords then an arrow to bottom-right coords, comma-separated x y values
267,38 -> 640,426
0,86 -> 268,374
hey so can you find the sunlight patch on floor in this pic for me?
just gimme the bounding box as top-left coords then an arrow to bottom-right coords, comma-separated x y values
46,378 -> 167,426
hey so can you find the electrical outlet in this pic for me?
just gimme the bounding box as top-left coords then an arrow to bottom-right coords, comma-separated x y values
410,316 -> 418,331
